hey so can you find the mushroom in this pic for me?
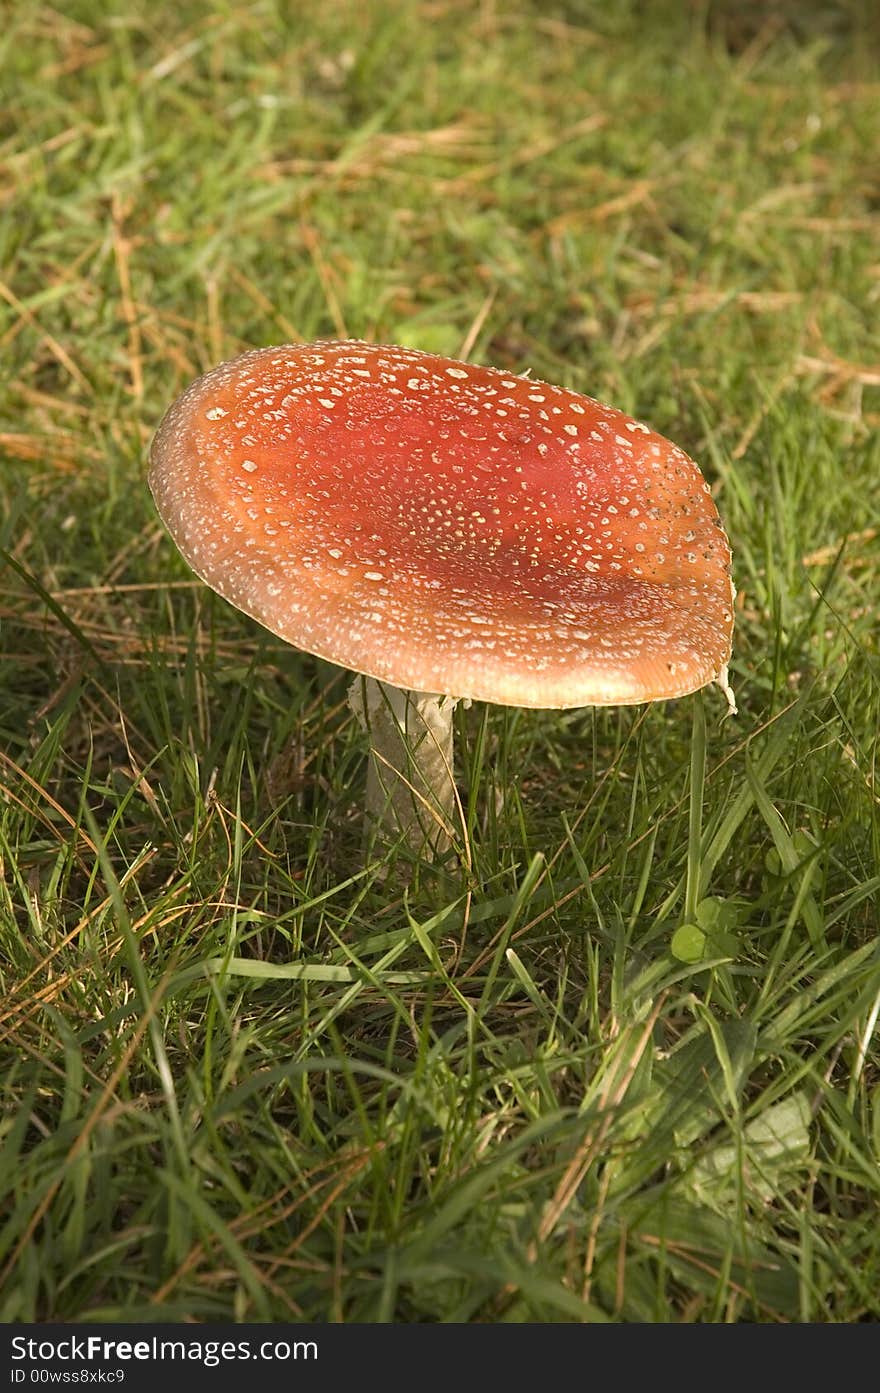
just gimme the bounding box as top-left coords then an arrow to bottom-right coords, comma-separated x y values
148,340 -> 735,853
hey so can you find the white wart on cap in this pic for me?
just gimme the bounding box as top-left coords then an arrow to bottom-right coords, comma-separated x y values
149,341 -> 734,709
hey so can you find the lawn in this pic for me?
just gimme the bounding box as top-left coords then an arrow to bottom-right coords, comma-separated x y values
1,0 -> 879,1323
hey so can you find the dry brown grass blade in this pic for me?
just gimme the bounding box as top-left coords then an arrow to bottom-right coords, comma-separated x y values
801,528 -> 877,567
0,430 -> 101,469
300,223 -> 349,339
151,1144 -> 378,1305
0,748 -> 97,856
546,179 -> 658,235
532,993 -> 666,1253
111,191 -> 144,401
0,966 -> 173,1289
0,278 -> 91,392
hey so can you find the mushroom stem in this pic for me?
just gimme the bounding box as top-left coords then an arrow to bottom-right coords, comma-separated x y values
349,677 -> 458,853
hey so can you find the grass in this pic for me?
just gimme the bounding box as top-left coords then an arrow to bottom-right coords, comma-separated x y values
1,0 -> 879,1323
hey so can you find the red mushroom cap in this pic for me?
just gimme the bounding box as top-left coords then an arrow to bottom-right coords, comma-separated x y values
149,341 -> 734,708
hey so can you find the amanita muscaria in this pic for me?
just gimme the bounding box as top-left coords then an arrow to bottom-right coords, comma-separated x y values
149,340 -> 735,851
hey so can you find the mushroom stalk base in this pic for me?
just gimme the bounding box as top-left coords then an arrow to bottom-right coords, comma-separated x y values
349,678 -> 457,853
